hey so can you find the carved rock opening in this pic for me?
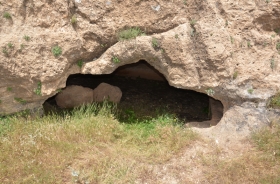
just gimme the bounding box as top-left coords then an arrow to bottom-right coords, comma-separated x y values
44,60 -> 224,127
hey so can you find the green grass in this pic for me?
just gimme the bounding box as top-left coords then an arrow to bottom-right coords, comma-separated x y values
23,35 -> 31,41
111,56 -> 120,63
77,60 -> 83,68
233,71 -> 238,80
3,12 -> 11,19
151,37 -> 160,49
34,81 -> 42,96
277,42 -> 280,51
0,103 -> 197,183
269,92 -> 280,109
14,97 -> 27,105
117,27 -> 145,41
51,45 -> 62,57
71,15 -> 77,24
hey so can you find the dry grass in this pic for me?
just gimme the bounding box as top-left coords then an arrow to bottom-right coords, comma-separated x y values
198,121 -> 280,184
0,103 -> 198,183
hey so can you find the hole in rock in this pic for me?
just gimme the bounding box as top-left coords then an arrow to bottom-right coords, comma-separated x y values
44,60 -> 224,127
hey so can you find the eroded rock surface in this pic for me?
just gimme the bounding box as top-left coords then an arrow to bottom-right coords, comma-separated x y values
0,0 -> 279,123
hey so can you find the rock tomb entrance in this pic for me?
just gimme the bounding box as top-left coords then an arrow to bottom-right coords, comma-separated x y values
44,60 -> 223,128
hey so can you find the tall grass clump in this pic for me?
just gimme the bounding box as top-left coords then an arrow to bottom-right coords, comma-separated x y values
268,92 -> 280,109
0,102 -> 197,183
117,27 -> 145,41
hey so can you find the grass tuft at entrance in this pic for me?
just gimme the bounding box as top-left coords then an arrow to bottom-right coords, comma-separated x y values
0,102 -> 198,183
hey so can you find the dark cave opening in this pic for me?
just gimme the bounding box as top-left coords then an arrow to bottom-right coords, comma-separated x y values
44,60 -> 224,127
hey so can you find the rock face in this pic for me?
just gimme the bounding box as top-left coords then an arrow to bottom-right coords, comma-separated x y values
92,83 -> 122,103
55,85 -> 93,108
0,0 -> 279,128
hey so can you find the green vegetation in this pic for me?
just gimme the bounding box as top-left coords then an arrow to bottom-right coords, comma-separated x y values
270,58 -> 276,70
6,87 -> 12,91
51,45 -> 62,57
77,60 -> 83,68
190,19 -> 196,26
276,42 -> 280,51
233,71 -> 238,80
3,12 -> 11,19
268,92 -> 280,109
205,88 -> 215,96
14,97 -> 27,105
2,47 -> 8,56
248,88 -> 254,94
23,35 -> 31,41
247,41 -> 251,48
175,34 -> 179,39
7,42 -> 13,49
151,37 -> 160,49
111,56 -> 120,63
230,36 -> 234,44
0,103 -> 197,183
71,15 -> 77,24
34,81 -> 42,96
117,27 -> 145,41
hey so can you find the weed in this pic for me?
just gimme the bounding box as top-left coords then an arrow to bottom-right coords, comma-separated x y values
2,47 -> 8,56
268,92 -> 280,109
112,56 -> 120,63
117,27 -> 145,41
14,97 -> 27,105
230,36 -> 234,44
233,71 -> 238,79
3,12 -> 11,19
271,34 -> 276,38
7,42 -> 13,49
20,44 -> 25,50
57,88 -> 62,93
23,35 -> 30,41
34,81 -> 42,96
248,88 -> 254,94
71,15 -> 77,24
7,87 -> 12,91
276,42 -> 280,51
265,0 -> 271,3
77,60 -> 83,68
247,41 -> 251,48
190,19 -> 196,26
151,37 -> 160,49
270,59 -> 276,70
206,88 -> 215,96
175,34 -> 179,39
183,0 -> 187,5
51,45 -> 62,57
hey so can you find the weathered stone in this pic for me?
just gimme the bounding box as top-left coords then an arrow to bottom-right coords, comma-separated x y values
92,83 -> 122,103
55,85 -> 93,108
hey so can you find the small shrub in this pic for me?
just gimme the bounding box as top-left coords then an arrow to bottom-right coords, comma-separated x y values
247,41 -> 251,48
51,45 -> 62,57
23,35 -> 30,41
117,27 -> 145,41
111,56 -> 120,63
71,15 -> 77,24
248,88 -> 254,94
14,97 -> 27,105
233,71 -> 238,79
3,12 -> 11,19
268,92 -> 280,109
34,82 -> 42,96
276,42 -> 280,51
270,59 -> 276,70
2,47 -> 8,56
175,34 -> 179,39
206,88 -> 215,96
7,87 -> 12,91
190,19 -> 196,26
151,37 -> 160,49
7,42 -> 13,49
77,60 -> 83,68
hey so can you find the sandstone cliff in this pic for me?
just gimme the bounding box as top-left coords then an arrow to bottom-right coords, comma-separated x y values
0,0 -> 279,117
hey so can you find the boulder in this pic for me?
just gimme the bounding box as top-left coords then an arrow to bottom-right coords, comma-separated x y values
92,83 -> 122,103
55,85 -> 94,108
